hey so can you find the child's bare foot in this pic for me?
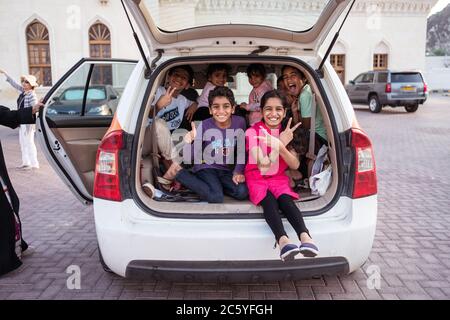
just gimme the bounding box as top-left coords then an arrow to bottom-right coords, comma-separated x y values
163,162 -> 182,181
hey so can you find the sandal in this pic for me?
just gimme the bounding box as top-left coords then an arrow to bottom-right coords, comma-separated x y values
142,183 -> 156,198
156,176 -> 174,192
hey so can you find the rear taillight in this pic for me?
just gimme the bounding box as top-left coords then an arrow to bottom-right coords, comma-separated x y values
385,83 -> 391,93
423,82 -> 428,93
351,128 -> 377,199
93,130 -> 124,202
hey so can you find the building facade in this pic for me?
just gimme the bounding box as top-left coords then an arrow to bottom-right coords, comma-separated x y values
0,0 -> 438,107
425,55 -> 450,91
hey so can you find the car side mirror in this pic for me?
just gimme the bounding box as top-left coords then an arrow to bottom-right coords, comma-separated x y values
109,94 -> 118,100
349,80 -> 355,85
52,96 -> 60,102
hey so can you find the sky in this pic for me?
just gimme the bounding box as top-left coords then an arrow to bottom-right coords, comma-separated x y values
429,0 -> 450,16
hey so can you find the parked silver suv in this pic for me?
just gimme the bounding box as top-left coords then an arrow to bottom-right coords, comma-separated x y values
345,70 -> 428,113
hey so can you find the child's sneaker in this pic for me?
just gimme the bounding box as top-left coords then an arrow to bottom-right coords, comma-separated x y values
280,243 -> 300,262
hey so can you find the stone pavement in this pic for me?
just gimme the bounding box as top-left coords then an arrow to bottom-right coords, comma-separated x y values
0,95 -> 449,300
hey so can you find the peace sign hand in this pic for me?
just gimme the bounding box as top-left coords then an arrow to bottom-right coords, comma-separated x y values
279,117 -> 301,146
156,86 -> 177,110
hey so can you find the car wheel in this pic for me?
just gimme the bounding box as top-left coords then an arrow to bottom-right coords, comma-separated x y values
368,95 -> 382,113
98,245 -> 113,273
405,104 -> 419,113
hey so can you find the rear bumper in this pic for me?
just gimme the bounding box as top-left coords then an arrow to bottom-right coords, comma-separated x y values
125,257 -> 350,282
94,196 -> 377,279
380,93 -> 427,105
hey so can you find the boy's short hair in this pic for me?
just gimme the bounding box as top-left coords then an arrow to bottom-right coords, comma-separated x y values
246,63 -> 266,78
206,63 -> 231,78
168,65 -> 194,85
208,86 -> 236,107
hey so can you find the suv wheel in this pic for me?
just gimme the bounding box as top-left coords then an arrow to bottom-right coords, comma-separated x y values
405,104 -> 419,113
368,95 -> 382,113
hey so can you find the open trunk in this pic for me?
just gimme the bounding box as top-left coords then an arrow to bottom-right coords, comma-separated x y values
134,57 -> 341,215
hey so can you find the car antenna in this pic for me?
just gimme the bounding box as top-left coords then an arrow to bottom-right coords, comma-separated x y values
121,0 -> 152,79
316,0 -> 356,78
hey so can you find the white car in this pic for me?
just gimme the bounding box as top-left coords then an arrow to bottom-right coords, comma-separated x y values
37,0 -> 377,281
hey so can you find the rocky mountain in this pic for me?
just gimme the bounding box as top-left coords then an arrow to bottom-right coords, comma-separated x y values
427,4 -> 450,55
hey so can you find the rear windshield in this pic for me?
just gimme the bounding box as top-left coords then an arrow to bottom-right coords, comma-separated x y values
391,73 -> 422,83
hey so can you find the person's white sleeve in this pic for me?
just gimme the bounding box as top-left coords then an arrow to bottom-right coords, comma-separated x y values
6,75 -> 24,93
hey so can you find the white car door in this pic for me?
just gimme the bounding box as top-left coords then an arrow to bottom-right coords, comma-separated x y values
36,58 -> 137,204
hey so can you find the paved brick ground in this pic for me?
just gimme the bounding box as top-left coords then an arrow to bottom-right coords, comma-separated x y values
0,95 -> 449,300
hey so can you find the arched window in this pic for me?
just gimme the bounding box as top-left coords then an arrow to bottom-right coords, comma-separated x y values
89,22 -> 111,58
26,20 -> 52,86
89,22 -> 112,84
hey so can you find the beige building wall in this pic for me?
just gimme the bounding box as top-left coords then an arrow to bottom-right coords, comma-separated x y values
0,0 -> 137,106
0,0 -> 437,107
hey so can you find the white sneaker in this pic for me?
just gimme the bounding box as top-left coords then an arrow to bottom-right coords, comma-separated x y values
22,246 -> 35,257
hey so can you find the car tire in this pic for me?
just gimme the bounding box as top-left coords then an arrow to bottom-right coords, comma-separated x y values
405,104 -> 419,113
368,95 -> 382,113
98,245 -> 113,273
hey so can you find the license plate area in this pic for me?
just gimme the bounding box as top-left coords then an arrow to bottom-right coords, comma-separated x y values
401,85 -> 417,92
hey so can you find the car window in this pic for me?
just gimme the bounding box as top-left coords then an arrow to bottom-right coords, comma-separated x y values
391,73 -> 422,83
46,62 -> 135,118
87,88 -> 107,100
354,74 -> 365,83
376,72 -> 388,83
62,89 -> 85,101
361,73 -> 374,83
62,88 -> 107,101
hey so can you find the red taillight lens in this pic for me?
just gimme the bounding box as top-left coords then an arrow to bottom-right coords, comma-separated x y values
423,82 -> 427,93
93,130 -> 124,202
385,83 -> 391,93
351,128 -> 377,199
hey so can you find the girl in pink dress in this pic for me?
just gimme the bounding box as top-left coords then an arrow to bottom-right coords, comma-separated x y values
245,90 -> 319,261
